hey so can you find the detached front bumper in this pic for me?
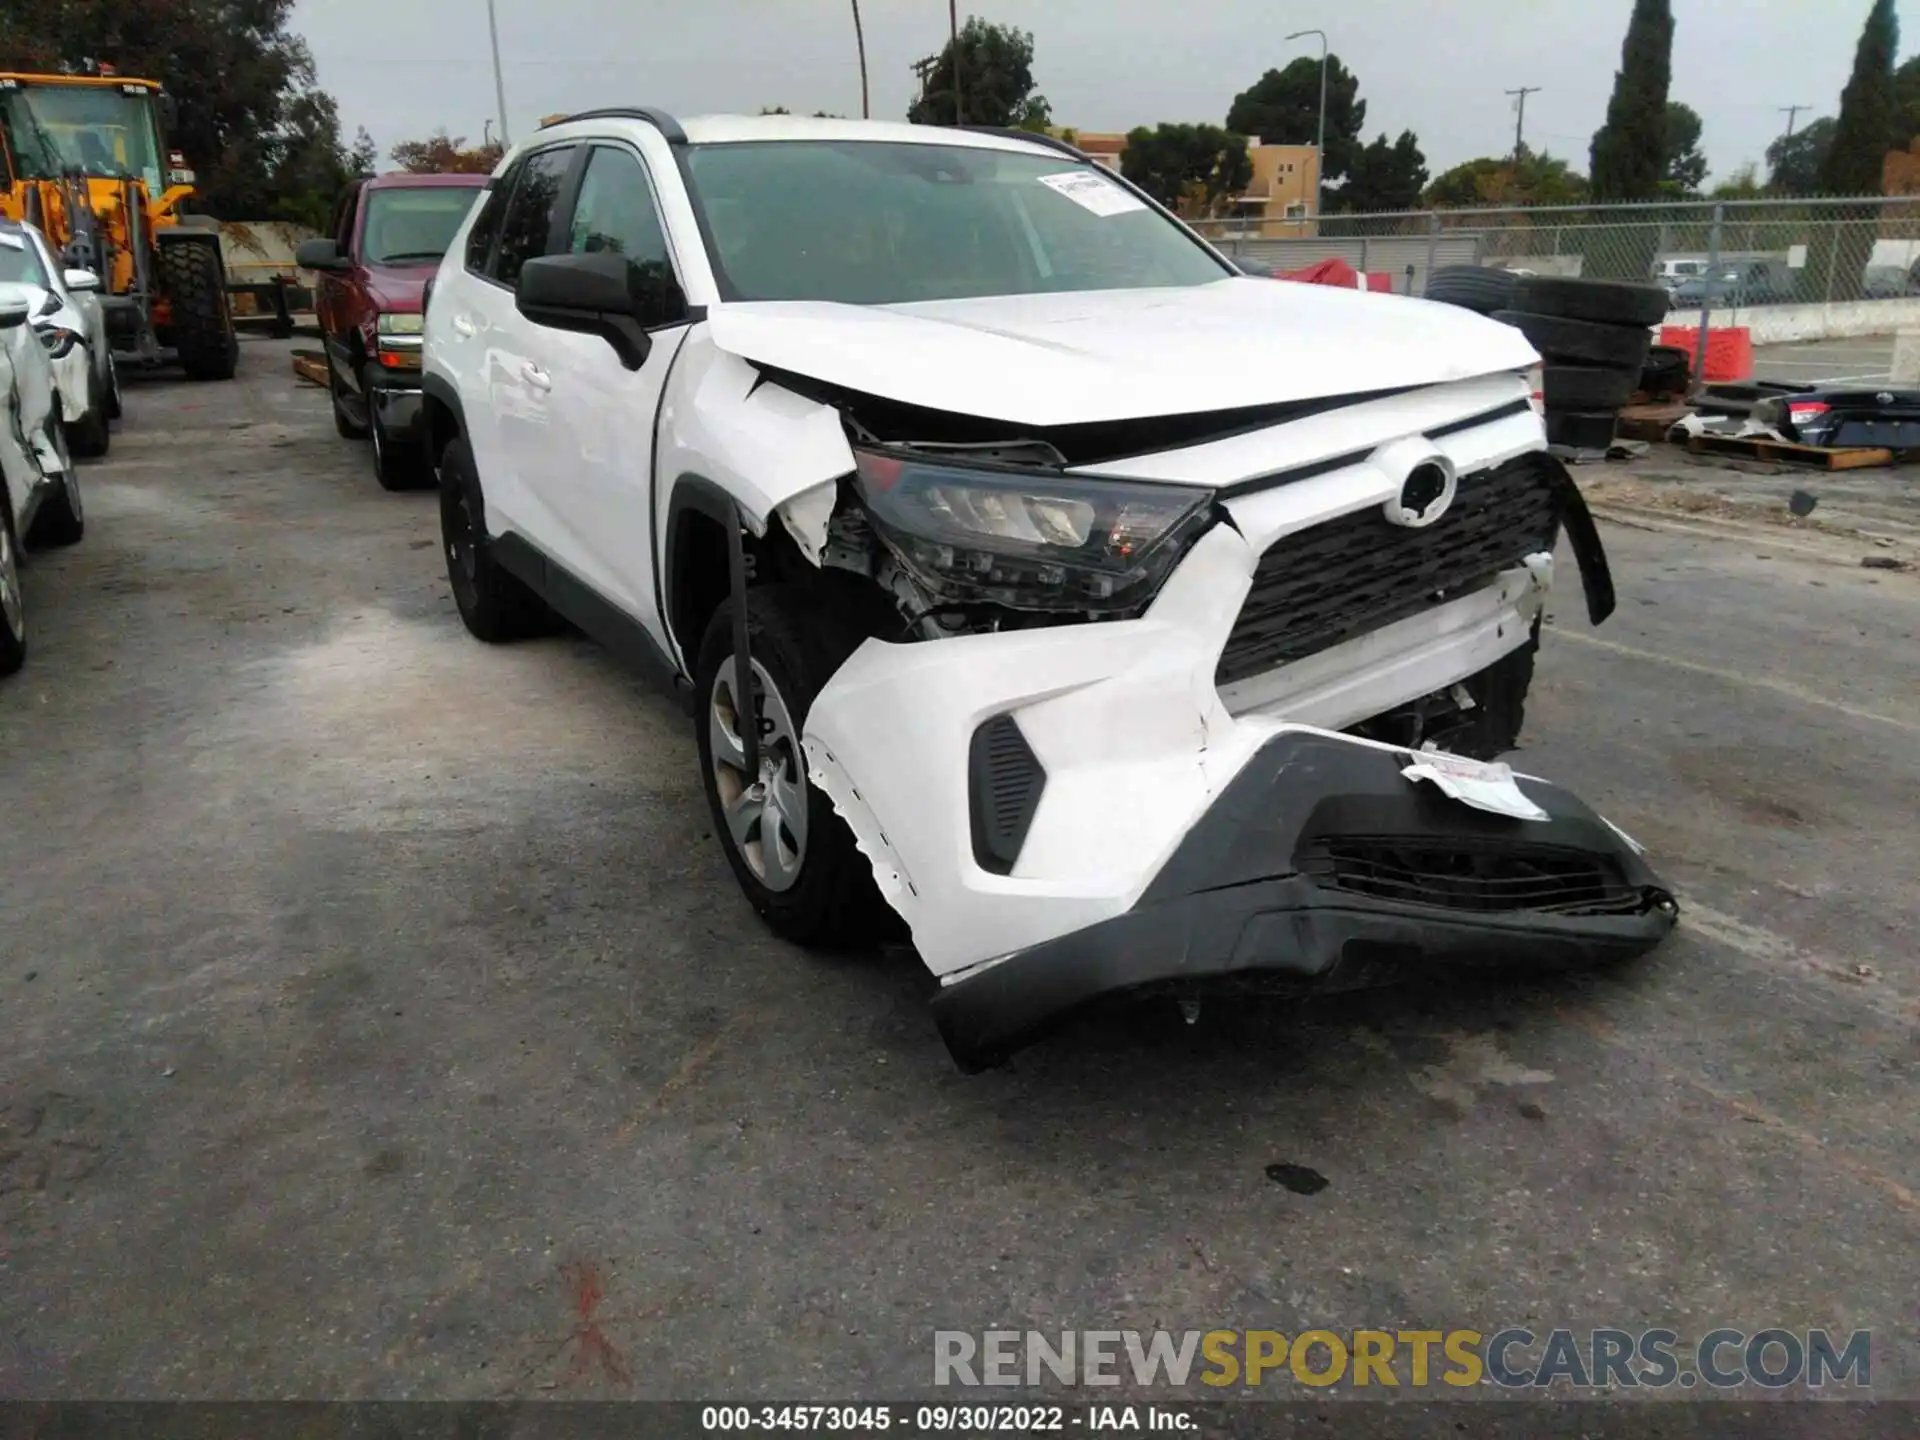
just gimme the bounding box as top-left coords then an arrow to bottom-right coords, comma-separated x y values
928,729 -> 1677,1069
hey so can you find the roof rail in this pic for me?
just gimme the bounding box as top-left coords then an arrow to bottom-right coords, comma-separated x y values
956,125 -> 1087,160
542,106 -> 687,143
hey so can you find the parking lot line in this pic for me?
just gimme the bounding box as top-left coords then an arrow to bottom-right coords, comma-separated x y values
1554,629 -> 1920,733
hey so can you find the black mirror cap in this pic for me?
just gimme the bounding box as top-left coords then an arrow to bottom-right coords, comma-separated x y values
516,251 -> 687,369
295,237 -> 346,270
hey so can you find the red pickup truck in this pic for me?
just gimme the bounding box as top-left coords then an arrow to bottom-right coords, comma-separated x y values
297,173 -> 488,489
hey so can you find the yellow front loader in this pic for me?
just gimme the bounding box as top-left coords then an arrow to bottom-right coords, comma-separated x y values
0,67 -> 237,380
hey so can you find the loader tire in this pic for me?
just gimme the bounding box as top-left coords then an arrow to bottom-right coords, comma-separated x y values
159,238 -> 239,382
1490,310 -> 1653,370
1513,275 -> 1672,327
1423,266 -> 1521,315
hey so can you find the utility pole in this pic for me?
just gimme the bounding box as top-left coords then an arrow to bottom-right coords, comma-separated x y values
852,0 -> 870,119
949,0 -> 963,126
1285,29 -> 1328,220
1779,104 -> 1809,143
1506,86 -> 1541,161
487,0 -> 511,147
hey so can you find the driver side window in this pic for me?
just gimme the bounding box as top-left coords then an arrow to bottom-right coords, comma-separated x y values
568,147 -> 673,274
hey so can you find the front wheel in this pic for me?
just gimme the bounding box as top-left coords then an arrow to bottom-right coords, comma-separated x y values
67,368 -> 111,459
694,584 -> 890,948
371,398 -> 426,491
0,498 -> 25,676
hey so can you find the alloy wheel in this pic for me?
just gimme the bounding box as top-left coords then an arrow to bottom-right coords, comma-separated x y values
708,656 -> 809,893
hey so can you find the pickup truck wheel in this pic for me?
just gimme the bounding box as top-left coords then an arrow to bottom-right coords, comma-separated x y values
437,436 -> 556,641
695,584 -> 888,948
0,498 -> 25,677
371,401 -> 426,491
330,359 -> 370,439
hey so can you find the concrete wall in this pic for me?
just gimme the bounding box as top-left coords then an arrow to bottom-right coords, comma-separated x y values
1662,297 -> 1920,345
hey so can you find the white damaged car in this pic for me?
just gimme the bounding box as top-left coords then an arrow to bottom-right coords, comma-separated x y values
421,113 -> 1678,1067
0,220 -> 118,458
1,283 -> 85,677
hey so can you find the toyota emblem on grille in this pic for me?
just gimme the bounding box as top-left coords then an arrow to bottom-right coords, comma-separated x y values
1382,457 -> 1458,529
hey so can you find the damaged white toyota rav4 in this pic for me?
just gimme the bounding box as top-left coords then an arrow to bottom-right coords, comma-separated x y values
421,112 -> 1678,1068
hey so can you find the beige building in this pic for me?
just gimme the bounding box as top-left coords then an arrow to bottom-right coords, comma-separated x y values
1053,129 -> 1321,233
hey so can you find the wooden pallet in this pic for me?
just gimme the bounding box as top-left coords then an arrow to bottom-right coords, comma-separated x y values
1683,432 -> 1895,470
291,350 -> 328,388
1616,402 -> 1692,442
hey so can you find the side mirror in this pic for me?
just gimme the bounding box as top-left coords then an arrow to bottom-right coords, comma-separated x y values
0,299 -> 28,331
295,237 -> 348,271
64,268 -> 101,293
516,251 -> 686,370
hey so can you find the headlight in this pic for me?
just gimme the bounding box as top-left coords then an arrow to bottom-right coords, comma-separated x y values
851,448 -> 1214,613
37,325 -> 80,359
376,312 -> 423,336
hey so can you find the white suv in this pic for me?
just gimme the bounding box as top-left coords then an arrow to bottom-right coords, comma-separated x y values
422,112 -> 1677,1068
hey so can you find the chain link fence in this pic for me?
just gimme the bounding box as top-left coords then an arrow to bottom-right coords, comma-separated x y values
1192,196 -> 1920,380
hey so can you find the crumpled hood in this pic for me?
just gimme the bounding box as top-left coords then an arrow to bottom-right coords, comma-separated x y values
705,278 -> 1539,428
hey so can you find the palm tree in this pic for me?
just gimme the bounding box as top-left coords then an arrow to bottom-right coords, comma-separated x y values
851,0 -> 870,118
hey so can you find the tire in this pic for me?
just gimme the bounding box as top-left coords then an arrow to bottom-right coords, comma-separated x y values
1545,409 -> 1618,452
67,369 -> 111,459
1541,362 -> 1639,412
371,399 -> 426,491
695,583 -> 890,948
25,420 -> 82,549
1491,310 -> 1653,369
157,237 -> 239,382
1423,266 -> 1521,315
330,357 -> 369,439
1511,275 -> 1672,327
437,435 -> 556,642
0,497 -> 25,678
1639,344 -> 1690,395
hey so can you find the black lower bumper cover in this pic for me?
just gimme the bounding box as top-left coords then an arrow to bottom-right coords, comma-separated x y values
930,732 -> 1678,1070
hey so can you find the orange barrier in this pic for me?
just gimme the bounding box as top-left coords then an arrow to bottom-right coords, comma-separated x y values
1659,324 -> 1754,382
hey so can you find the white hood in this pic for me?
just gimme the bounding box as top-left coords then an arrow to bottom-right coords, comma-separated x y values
705,278 -> 1539,428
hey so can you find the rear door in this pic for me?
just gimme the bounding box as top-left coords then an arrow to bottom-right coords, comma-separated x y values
528,141 -> 692,636
450,143 -> 580,544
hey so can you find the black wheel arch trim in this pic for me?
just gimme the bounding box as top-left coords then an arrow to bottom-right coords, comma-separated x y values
662,471 -> 751,672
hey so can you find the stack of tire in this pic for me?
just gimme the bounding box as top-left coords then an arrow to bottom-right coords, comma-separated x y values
1424,268 -> 1671,452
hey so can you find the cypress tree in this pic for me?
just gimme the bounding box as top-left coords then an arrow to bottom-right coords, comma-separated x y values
1819,0 -> 1900,196
1590,0 -> 1675,202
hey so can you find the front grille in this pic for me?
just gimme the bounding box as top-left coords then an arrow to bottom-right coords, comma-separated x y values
1216,455 -> 1560,686
1298,835 -> 1648,917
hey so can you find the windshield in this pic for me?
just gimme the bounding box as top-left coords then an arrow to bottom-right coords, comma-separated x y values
1,84 -> 165,193
681,141 -> 1230,304
0,231 -> 52,290
362,186 -> 484,265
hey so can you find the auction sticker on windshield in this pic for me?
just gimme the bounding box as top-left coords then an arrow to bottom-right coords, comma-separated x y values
1037,169 -> 1146,217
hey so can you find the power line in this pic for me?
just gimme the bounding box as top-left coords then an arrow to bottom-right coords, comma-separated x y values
1505,86 -> 1541,161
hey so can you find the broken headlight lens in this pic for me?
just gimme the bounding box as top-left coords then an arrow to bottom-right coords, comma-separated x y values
37,325 -> 80,359
852,448 -> 1215,613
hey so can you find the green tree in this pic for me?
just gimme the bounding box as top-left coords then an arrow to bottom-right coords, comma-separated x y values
0,0 -> 354,224
1120,123 -> 1252,215
1662,101 -> 1708,195
1225,56 -> 1365,184
1766,116 -> 1835,194
1338,130 -> 1427,213
906,18 -> 1050,130
1819,0 -> 1899,195
1894,53 -> 1920,150
1589,0 -> 1675,201
1424,149 -> 1588,208
1710,163 -> 1767,199
347,126 -> 378,178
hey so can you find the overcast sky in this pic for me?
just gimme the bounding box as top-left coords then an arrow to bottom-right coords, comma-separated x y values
295,0 -> 1920,185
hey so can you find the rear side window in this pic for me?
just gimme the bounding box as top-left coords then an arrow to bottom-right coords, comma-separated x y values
491,146 -> 577,287
464,184 -> 507,274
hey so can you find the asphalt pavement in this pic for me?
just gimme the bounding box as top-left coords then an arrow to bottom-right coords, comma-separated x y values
2,339 -> 1916,1407
1751,336 -> 1896,387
